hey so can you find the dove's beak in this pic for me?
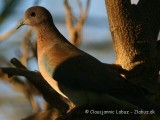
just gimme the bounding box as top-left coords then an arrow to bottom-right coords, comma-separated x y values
16,20 -> 24,29
16,19 -> 29,29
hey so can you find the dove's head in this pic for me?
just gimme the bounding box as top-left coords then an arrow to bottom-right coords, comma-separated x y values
17,6 -> 53,29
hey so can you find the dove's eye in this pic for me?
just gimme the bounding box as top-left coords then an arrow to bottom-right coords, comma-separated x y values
30,12 -> 36,17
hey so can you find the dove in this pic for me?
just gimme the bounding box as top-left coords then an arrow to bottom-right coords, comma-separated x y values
17,6 -> 160,112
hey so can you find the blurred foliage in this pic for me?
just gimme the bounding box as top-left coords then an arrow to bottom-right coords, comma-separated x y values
0,0 -> 20,24
0,0 -> 40,24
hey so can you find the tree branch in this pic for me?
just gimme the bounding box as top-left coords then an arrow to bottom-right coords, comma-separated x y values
105,0 -> 160,92
64,0 -> 90,47
1,58 -> 70,114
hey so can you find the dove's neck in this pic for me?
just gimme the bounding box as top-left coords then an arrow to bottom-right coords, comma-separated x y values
36,22 -> 76,50
36,23 -> 62,48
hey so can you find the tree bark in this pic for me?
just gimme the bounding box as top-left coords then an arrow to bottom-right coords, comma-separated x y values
105,0 -> 160,91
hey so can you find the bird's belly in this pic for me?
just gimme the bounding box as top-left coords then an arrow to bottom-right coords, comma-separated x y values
38,56 -> 68,99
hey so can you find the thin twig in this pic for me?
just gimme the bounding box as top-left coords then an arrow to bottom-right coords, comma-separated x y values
20,29 -> 33,66
0,28 -> 17,42
77,0 -> 83,16
64,0 -> 90,47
